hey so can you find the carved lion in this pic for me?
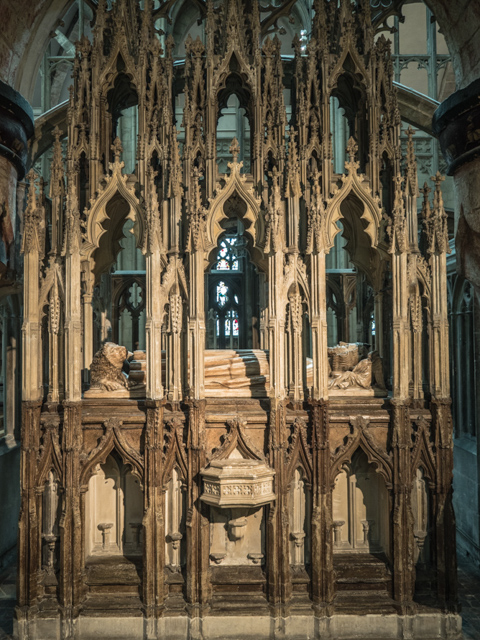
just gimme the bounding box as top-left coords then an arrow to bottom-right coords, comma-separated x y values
89,342 -> 131,391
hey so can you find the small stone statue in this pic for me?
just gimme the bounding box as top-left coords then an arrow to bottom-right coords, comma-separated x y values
89,342 -> 132,392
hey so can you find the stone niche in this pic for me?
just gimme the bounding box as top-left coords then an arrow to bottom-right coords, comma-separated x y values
201,441 -> 275,566
85,453 -> 143,558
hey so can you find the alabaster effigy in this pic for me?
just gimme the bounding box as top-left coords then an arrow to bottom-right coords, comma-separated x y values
328,342 -> 387,396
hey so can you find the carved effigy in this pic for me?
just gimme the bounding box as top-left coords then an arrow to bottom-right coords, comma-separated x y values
84,342 -> 146,397
328,342 -> 387,395
204,349 -> 269,397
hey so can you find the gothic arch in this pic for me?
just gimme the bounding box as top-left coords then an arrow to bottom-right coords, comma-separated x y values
325,151 -> 383,251
331,420 -> 393,489
205,161 -> 263,254
82,164 -> 145,263
79,420 -> 144,489
328,45 -> 371,96
411,425 -> 436,488
35,426 -> 63,487
210,418 -> 265,462
162,419 -> 188,486
286,418 -> 313,484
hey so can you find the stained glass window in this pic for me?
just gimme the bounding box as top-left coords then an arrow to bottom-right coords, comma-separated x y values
215,237 -> 239,271
220,310 -> 239,339
217,281 -> 229,307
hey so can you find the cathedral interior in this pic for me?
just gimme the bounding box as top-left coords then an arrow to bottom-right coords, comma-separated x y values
0,0 -> 479,638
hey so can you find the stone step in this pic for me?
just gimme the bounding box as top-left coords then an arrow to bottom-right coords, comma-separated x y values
210,594 -> 269,614
334,589 -> 397,614
334,553 -> 392,593
83,594 -> 143,612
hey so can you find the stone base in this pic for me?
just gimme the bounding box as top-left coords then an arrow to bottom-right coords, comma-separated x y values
14,611 -> 462,639
328,386 -> 388,397
83,386 -> 146,399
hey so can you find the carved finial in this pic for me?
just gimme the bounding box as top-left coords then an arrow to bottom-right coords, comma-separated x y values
420,181 -> 431,218
430,172 -> 450,254
26,169 -> 38,209
392,174 -> 405,216
405,126 -> 416,164
387,174 -> 408,253
404,126 -> 418,198
111,136 -> 123,162
431,170 -> 445,190
229,137 -> 241,163
346,136 -> 358,164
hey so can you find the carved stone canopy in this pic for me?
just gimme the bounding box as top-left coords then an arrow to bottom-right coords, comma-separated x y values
200,450 -> 275,509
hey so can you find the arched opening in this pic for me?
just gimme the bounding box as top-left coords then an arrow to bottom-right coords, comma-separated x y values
85,452 -> 143,560
412,467 -> 434,603
288,467 -> 311,569
332,449 -> 390,555
41,470 -> 61,576
106,70 -> 139,173
164,467 -> 187,572
91,196 -> 146,357
331,70 -> 368,172
216,93 -> 251,174
206,203 -> 261,351
326,196 -> 389,395
330,96 -> 349,175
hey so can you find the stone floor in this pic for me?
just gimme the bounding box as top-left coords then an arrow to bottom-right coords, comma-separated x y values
0,556 -> 479,639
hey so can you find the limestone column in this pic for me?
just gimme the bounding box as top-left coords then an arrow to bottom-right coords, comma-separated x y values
81,266 -> 95,388
287,284 -> 304,406
390,176 -> 410,401
389,176 -> 415,610
306,174 -> 329,402
427,174 -> 451,399
21,172 -> 44,403
186,170 -> 206,400
265,169 -> 287,402
143,400 -> 166,632
305,174 -> 332,610
167,285 -> 183,404
145,167 -> 164,400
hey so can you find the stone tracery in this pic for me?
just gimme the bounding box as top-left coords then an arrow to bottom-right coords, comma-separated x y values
16,0 -> 459,638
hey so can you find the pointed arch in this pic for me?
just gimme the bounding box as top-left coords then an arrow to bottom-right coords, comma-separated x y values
205,161 -> 263,254
328,43 -> 371,95
325,160 -> 383,251
38,260 -> 64,316
286,418 -> 313,484
82,162 -> 145,262
210,418 -> 265,462
331,418 -> 393,488
35,425 -> 63,487
163,418 -> 188,486
411,420 -> 436,485
80,419 -> 144,489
